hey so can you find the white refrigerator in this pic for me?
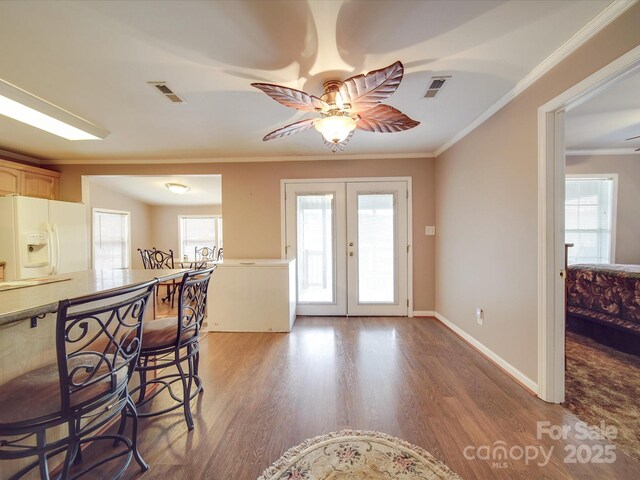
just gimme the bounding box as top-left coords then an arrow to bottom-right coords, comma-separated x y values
0,196 -> 88,281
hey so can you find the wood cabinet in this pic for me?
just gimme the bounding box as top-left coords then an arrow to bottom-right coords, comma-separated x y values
0,159 -> 60,199
0,167 -> 21,196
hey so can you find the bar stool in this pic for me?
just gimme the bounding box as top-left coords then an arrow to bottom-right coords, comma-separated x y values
131,267 -> 215,430
0,279 -> 157,479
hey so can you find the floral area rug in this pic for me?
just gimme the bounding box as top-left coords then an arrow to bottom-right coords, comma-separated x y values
257,430 -> 463,480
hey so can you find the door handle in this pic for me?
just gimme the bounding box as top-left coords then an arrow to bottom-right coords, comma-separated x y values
349,242 -> 354,246
46,223 -> 54,275
54,225 -> 61,275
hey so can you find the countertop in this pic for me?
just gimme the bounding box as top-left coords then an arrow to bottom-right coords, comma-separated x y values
0,269 -> 187,327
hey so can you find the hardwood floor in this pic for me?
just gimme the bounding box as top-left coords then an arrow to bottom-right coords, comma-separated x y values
84,317 -> 640,479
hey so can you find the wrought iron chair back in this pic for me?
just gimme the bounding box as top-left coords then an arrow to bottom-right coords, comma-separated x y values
137,248 -> 153,269
183,260 -> 208,271
176,267 -> 216,349
216,247 -> 223,261
56,279 -> 157,418
194,246 -> 215,262
148,248 -> 174,269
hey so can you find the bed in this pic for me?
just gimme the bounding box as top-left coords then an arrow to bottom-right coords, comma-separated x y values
566,264 -> 640,355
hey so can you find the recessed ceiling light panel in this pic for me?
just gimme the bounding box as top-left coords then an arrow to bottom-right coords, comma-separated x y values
0,79 -> 109,140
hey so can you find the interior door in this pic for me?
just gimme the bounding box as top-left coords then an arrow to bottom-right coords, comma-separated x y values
285,180 -> 409,316
346,182 -> 408,315
285,183 -> 347,315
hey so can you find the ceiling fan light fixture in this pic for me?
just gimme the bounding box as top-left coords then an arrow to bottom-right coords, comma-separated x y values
252,61 -> 419,151
315,115 -> 357,144
166,183 -> 190,194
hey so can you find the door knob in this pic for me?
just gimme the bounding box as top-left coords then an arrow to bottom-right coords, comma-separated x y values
349,242 -> 354,246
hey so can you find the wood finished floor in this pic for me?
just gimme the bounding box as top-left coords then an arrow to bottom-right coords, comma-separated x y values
86,317 -> 640,479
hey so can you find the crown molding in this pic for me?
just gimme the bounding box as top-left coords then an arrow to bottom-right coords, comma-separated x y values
434,0 -> 637,158
566,148 -> 640,156
0,148 -> 43,165
42,151 -> 435,165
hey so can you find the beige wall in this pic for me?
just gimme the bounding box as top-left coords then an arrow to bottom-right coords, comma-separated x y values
87,180 -> 152,269
566,154 -> 640,265
47,157 -> 436,310
435,4 -> 640,383
150,204 -> 222,258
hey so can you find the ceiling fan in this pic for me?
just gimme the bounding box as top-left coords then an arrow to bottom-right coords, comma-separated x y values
626,134 -> 640,151
251,61 -> 419,152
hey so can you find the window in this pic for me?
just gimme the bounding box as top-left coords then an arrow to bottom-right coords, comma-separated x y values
179,216 -> 223,261
92,209 -> 131,269
565,175 -> 617,265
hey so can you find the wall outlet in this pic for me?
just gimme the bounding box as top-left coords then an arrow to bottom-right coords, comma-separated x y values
425,225 -> 436,236
476,307 -> 484,325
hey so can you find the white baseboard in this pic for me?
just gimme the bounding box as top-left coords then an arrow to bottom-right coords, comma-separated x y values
434,312 -> 538,394
412,310 -> 435,317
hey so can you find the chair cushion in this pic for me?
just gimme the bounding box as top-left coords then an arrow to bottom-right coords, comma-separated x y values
0,354 -> 127,425
141,317 -> 197,350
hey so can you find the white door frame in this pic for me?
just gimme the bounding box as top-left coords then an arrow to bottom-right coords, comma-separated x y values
537,44 -> 640,403
281,176 -> 414,317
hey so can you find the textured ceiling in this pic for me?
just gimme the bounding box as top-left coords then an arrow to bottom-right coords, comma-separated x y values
0,0 -> 611,161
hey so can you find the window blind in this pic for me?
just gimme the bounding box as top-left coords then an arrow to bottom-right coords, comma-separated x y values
93,210 -> 130,269
179,216 -> 222,261
565,176 -> 615,265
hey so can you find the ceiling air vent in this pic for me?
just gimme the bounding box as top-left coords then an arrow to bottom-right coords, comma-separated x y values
148,82 -> 185,103
424,76 -> 451,98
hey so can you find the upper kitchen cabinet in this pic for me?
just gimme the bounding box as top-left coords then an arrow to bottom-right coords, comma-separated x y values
0,159 -> 60,200
0,165 -> 20,196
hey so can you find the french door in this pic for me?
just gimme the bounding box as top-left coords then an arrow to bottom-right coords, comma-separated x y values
284,180 -> 408,316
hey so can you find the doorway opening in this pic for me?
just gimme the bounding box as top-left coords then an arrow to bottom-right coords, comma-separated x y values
282,177 -> 412,317
81,174 -> 222,271
538,45 -> 640,404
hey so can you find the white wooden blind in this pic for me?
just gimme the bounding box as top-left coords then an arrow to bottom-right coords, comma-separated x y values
179,216 -> 222,261
93,209 -> 130,269
565,176 -> 615,265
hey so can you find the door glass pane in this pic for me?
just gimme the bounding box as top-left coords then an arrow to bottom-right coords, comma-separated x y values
297,194 -> 334,303
357,194 -> 395,303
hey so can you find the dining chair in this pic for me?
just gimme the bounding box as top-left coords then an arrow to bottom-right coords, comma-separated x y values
148,248 -> 178,307
194,246 -> 215,262
137,248 -> 153,269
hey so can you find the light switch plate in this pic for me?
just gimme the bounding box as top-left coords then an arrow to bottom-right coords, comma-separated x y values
425,226 -> 436,236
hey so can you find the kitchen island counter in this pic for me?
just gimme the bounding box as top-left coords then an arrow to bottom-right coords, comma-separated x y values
0,269 -> 187,327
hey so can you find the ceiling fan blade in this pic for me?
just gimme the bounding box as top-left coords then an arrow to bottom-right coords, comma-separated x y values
263,118 -> 319,141
626,134 -> 640,141
322,130 -> 354,153
252,83 -> 328,112
356,104 -> 420,133
339,61 -> 404,113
